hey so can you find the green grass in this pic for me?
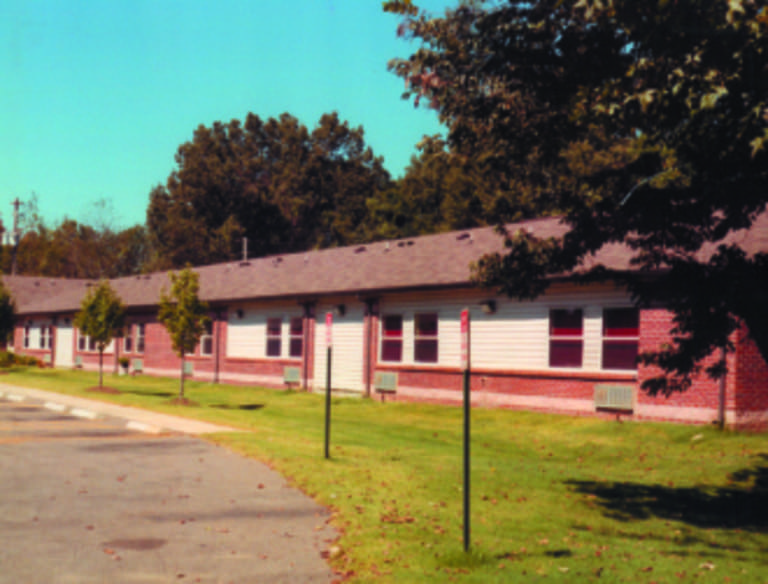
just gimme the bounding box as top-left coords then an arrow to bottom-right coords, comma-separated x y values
4,368 -> 768,583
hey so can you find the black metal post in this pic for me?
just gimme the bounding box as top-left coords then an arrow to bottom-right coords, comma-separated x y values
463,366 -> 471,552
324,346 -> 332,459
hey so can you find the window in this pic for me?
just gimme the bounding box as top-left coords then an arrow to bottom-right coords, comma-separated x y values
414,313 -> 438,363
39,326 -> 52,350
23,326 -> 30,349
602,308 -> 639,370
381,315 -> 403,362
135,324 -> 145,354
78,331 -> 97,352
289,317 -> 303,358
123,326 -> 133,353
200,321 -> 213,356
266,317 -> 282,357
549,309 -> 583,368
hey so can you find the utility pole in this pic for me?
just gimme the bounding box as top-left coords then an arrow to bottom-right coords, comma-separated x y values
11,198 -> 20,276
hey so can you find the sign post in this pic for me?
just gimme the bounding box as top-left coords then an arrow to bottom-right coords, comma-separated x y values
460,308 -> 471,552
324,312 -> 333,460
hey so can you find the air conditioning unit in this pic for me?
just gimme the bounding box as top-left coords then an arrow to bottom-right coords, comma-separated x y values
374,371 -> 398,394
594,384 -> 634,411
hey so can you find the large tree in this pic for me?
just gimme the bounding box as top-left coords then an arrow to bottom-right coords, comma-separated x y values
386,0 -> 768,394
147,112 -> 393,268
158,268 -> 210,400
74,280 -> 125,389
364,135 -> 493,241
0,279 -> 16,348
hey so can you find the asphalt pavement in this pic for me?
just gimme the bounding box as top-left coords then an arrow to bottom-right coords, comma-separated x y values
0,388 -> 339,584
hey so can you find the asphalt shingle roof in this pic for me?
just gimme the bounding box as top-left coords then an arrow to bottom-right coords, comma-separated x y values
6,212 -> 767,316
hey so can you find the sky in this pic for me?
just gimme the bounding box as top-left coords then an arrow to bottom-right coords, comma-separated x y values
0,0 -> 455,231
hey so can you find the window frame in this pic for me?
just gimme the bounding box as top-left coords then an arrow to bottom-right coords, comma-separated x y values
414,312 -> 439,364
123,325 -> 133,353
23,325 -> 31,349
266,317 -> 282,358
548,308 -> 584,368
601,307 -> 640,371
39,325 -> 51,350
289,316 -> 303,359
380,314 -> 403,363
77,330 -> 97,353
135,323 -> 145,354
199,320 -> 214,357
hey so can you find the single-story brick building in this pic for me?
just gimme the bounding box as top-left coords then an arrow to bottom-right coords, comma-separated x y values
5,215 -> 767,428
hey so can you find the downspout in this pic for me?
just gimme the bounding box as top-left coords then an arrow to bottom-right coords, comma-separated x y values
364,298 -> 378,399
718,345 -> 727,430
301,302 -> 314,392
50,317 -> 57,368
213,310 -> 221,384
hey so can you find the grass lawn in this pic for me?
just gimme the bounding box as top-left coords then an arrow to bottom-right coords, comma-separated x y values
3,368 -> 767,583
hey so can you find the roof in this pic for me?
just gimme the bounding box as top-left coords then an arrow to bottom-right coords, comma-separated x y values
6,212 -> 767,316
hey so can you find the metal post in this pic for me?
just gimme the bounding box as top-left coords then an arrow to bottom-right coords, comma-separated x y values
324,346 -> 332,459
463,366 -> 471,552
460,308 -> 471,552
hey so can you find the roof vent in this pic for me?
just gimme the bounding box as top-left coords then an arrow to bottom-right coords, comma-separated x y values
272,257 -> 283,266
384,242 -> 390,252
407,241 -> 414,246
354,246 -> 366,254
239,261 -> 251,267
457,233 -> 470,241
304,255 -> 309,263
397,241 -> 405,248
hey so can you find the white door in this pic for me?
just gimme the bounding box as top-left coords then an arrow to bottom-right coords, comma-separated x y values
55,323 -> 74,368
314,305 -> 365,393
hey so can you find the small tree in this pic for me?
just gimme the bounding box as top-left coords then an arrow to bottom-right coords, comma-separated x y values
158,268 -> 209,400
0,279 -> 17,349
74,280 -> 125,389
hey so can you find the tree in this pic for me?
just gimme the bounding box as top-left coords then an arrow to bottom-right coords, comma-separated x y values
147,112 -> 393,268
0,279 -> 16,348
74,281 -> 125,389
158,268 -> 209,400
387,0 -> 768,394
363,135 -> 492,241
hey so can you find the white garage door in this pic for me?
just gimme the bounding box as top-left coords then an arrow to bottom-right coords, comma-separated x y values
314,305 -> 365,393
55,324 -> 74,368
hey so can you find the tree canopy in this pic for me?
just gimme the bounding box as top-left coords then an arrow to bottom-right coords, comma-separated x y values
158,268 -> 209,399
386,0 -> 768,394
73,280 -> 125,389
147,112 -> 393,268
0,279 -> 16,346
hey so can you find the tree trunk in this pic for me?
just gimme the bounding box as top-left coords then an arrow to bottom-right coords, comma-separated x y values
179,351 -> 185,399
99,348 -> 103,389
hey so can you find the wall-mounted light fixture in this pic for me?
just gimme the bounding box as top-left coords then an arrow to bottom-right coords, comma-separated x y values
236,309 -> 244,319
335,304 -> 346,317
480,300 -> 497,314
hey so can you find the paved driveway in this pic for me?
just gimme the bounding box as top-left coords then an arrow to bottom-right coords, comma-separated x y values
0,397 -> 337,584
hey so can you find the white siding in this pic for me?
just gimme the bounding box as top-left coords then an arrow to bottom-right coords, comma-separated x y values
378,283 -> 634,373
55,323 -> 74,367
227,303 -> 303,359
314,302 -> 365,393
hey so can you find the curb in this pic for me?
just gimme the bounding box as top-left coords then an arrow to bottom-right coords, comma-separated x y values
0,386 -> 237,435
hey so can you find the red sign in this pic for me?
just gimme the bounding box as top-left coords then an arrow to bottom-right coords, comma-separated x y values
460,308 -> 470,369
325,312 -> 333,348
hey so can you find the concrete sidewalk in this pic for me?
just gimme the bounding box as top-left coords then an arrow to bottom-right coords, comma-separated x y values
0,383 -> 239,435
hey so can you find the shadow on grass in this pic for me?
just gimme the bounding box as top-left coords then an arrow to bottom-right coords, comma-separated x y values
210,403 -> 265,411
118,389 -> 175,399
566,454 -> 768,531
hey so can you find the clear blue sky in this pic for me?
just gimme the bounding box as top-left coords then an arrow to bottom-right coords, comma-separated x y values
0,0 -> 454,230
